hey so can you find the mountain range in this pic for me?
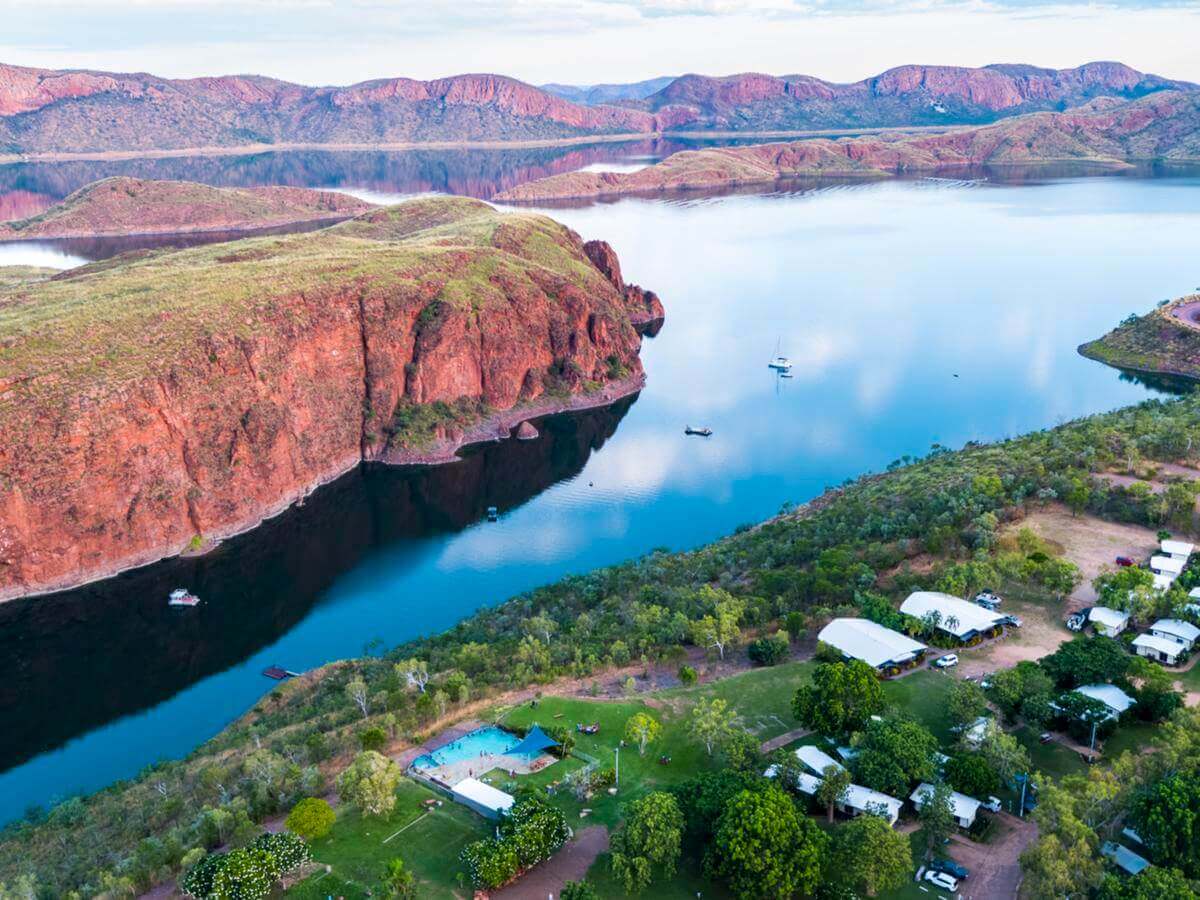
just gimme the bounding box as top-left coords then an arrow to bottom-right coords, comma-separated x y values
0,60 -> 1194,157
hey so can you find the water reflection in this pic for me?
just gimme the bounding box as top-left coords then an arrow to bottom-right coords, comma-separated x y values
0,397 -> 633,775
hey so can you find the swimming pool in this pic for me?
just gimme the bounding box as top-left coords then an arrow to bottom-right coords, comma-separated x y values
412,726 -> 521,769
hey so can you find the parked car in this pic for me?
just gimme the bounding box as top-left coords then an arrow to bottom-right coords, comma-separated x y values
933,653 -> 959,669
1039,732 -> 1054,744
1116,556 -> 1134,567
931,858 -> 970,880
975,589 -> 1002,610
1002,615 -> 1023,628
924,870 -> 959,891
1066,612 -> 1086,632
982,796 -> 1002,813
980,676 -> 993,689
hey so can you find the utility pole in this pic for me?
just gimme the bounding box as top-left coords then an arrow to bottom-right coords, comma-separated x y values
615,745 -> 620,788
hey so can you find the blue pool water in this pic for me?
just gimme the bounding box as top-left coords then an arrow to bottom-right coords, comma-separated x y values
412,726 -> 521,769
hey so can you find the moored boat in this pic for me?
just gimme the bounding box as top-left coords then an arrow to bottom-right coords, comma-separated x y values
685,426 -> 713,436
167,588 -> 201,607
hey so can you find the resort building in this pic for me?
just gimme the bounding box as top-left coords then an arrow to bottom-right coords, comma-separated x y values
1161,539 -> 1194,563
1088,606 -> 1130,637
794,745 -> 845,776
1150,555 -> 1185,582
1073,684 -> 1136,720
1133,632 -> 1186,666
817,618 -> 927,671
910,783 -> 983,829
899,591 -> 1006,642
1150,618 -> 1200,651
451,777 -> 515,820
837,784 -> 903,826
1101,842 -> 1150,876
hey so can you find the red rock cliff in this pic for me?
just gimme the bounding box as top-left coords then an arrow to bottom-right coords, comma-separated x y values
0,197 -> 661,600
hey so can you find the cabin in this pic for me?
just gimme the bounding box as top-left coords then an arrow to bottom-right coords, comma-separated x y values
1150,555 -> 1185,583
1073,684 -> 1136,721
837,784 -> 903,826
910,783 -> 983,829
450,777 -> 515,820
899,591 -> 1006,643
794,745 -> 845,777
961,716 -> 991,749
1101,842 -> 1150,876
1132,633 -> 1185,666
763,764 -> 823,797
1088,606 -> 1129,637
817,618 -> 927,672
1161,539 -> 1194,563
1150,618 -> 1200,652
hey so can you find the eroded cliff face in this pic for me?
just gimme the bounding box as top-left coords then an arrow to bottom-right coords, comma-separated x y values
0,197 -> 661,600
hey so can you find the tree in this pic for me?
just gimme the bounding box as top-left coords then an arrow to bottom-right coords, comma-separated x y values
706,787 -> 827,900
210,847 -> 280,900
917,781 -> 956,854
359,726 -> 388,751
344,679 -> 370,718
945,753 -> 999,798
671,770 -> 762,843
689,602 -> 742,659
623,713 -> 662,757
989,661 -> 1053,721
1097,866 -> 1195,900
379,858 -> 416,899
947,679 -> 988,731
336,751 -> 402,818
1042,557 -> 1082,601
688,697 -> 738,756
1021,832 -> 1104,899
1039,637 -> 1129,689
251,832 -> 310,872
792,660 -> 884,737
523,613 -> 558,644
559,881 -> 600,900
610,792 -> 684,893
395,659 -> 430,693
828,812 -> 913,896
1130,772 -> 1200,876
977,722 -> 1031,783
851,718 -> 938,796
815,764 -> 851,823
747,631 -> 789,666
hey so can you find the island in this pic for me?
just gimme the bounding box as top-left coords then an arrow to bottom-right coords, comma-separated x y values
495,91 -> 1200,202
0,177 -> 373,240
1079,293 -> 1200,381
0,195 -> 663,600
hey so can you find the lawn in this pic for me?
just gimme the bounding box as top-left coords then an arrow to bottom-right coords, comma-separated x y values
658,659 -> 816,740
288,778 -> 489,899
1102,721 -> 1161,758
1012,726 -> 1087,780
882,669 -> 957,743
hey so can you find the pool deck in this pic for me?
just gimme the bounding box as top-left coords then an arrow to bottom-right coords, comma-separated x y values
399,719 -> 559,788
394,718 -> 484,770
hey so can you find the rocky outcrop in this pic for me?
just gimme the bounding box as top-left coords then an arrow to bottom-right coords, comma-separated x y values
0,177 -> 373,239
0,196 -> 662,600
583,239 -> 665,323
497,91 -> 1200,201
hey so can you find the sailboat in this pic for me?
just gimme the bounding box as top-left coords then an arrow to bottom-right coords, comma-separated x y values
768,337 -> 792,372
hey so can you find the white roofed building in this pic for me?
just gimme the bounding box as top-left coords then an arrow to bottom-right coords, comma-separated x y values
817,618 -> 927,671
1151,619 -> 1200,651
1088,606 -> 1130,637
1151,555 -> 1185,581
837,784 -> 903,826
1161,539 -> 1194,562
910,783 -> 983,829
899,592 -> 1006,642
451,777 -> 515,820
794,745 -> 845,776
1133,632 -> 1186,666
1074,684 -> 1136,720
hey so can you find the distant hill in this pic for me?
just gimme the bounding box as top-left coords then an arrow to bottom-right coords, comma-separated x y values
0,177 -> 372,239
626,61 -> 1195,131
497,91 -> 1200,201
0,60 -> 1193,157
540,77 -> 676,106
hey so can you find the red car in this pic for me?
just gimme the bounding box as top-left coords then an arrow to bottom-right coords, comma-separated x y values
1116,556 -> 1134,567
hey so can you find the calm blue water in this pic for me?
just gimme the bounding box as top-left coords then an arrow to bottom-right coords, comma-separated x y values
1,163 -> 1199,824
412,726 -> 521,769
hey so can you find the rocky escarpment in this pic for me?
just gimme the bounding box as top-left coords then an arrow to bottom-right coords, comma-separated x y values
1079,294 -> 1200,381
497,91 -> 1200,201
0,196 -> 663,600
0,177 -> 373,239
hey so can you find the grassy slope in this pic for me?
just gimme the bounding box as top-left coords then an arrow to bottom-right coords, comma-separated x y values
0,195 -> 601,407
0,265 -> 56,287
1079,294 -> 1200,380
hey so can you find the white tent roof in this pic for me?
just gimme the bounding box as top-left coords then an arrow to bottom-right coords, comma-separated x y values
1133,633 -> 1184,658
910,783 -> 982,822
1088,607 -> 1129,630
843,784 -> 902,823
795,745 -> 844,776
1075,684 -> 1136,715
1189,587 -> 1200,600
899,592 -> 1006,638
817,618 -> 926,668
1151,555 -> 1185,576
1152,618 -> 1200,643
451,777 -> 514,815
1162,539 -> 1194,558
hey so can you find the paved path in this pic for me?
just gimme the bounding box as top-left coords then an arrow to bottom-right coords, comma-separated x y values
493,825 -> 609,899
759,727 -> 811,754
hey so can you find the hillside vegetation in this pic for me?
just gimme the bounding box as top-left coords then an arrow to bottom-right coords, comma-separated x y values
1080,293 -> 1200,380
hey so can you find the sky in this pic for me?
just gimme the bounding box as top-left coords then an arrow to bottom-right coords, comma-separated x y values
1,0 -> 1198,86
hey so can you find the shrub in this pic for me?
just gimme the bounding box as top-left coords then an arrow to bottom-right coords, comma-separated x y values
678,665 -> 697,685
748,631 -> 789,666
180,851 -> 227,899
210,846 -> 280,900
285,798 -> 336,841
359,726 -> 388,751
251,831 -> 311,872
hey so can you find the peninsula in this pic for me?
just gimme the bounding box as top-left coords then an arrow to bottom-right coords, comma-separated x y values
1079,293 -> 1200,381
496,91 -> 1200,201
0,177 -> 372,240
0,195 -> 663,600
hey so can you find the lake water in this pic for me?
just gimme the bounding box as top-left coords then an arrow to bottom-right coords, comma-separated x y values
1,150 -> 1198,823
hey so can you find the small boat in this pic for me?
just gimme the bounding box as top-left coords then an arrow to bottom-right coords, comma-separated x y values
263,666 -> 294,680
768,355 -> 792,371
486,506 -> 499,522
684,426 -> 713,437
167,588 -> 200,607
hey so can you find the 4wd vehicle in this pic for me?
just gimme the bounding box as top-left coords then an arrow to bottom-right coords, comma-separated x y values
931,858 -> 969,880
933,653 -> 959,669
1116,556 -> 1134,567
924,869 -> 959,891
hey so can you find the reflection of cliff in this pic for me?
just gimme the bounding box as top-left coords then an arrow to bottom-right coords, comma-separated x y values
0,396 -> 634,773
0,140 -> 713,210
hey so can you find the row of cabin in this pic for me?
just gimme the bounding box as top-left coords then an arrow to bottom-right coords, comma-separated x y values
1087,607 -> 1199,666
817,592 -> 1009,672
767,745 -> 986,829
1150,538 -> 1193,591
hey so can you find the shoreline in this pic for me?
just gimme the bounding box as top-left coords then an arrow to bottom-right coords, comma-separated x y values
1077,341 -> 1200,385
0,211 -> 365,243
0,372 -> 649,604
